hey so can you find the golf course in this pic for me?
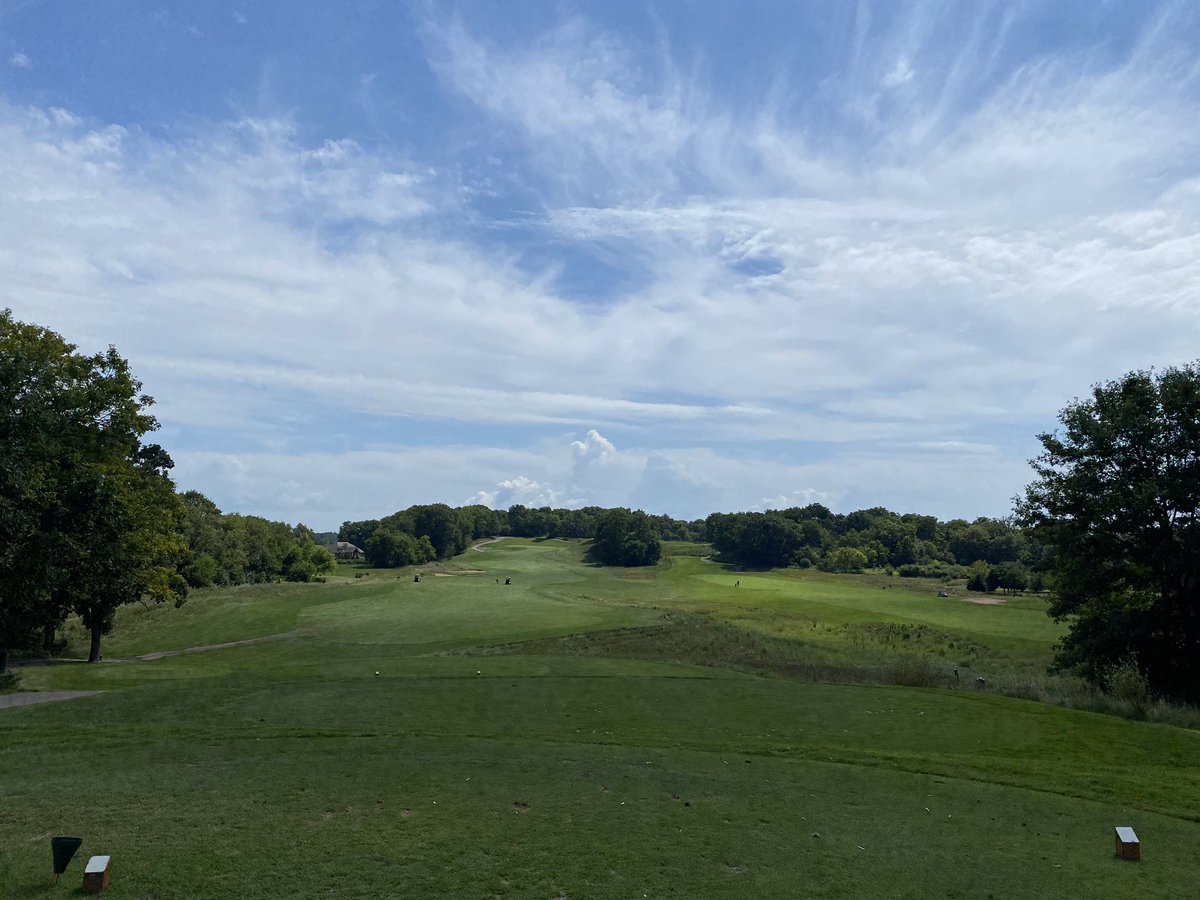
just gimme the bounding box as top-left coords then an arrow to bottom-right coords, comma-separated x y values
3,538 -> 1198,898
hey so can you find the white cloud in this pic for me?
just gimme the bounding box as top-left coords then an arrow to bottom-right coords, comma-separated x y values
5,6 -> 1200,525
179,427 -> 1027,529
881,57 -> 914,88
423,16 -> 696,200
760,489 -> 836,511
9,52 -> 31,68
464,475 -> 565,510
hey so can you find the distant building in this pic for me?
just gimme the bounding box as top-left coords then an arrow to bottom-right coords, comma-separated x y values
329,541 -> 365,560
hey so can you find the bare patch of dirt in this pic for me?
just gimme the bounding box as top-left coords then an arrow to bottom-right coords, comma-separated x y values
512,800 -> 530,813
400,809 -> 413,818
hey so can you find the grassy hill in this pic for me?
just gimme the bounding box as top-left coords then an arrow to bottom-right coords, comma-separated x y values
3,539 -> 1197,897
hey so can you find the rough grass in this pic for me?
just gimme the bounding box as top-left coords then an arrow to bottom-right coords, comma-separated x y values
479,614 -> 965,689
4,539 -> 1200,898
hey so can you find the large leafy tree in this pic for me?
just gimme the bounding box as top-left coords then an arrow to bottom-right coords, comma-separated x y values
0,310 -> 181,667
0,312 -> 84,669
591,508 -> 661,567
1018,365 -> 1200,702
66,448 -> 187,661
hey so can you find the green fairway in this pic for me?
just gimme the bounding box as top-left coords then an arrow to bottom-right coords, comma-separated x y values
3,540 -> 1197,898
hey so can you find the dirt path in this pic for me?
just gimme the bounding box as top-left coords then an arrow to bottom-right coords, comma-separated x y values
10,632 -> 293,670
471,536 -> 510,552
127,632 -> 292,661
0,691 -> 103,710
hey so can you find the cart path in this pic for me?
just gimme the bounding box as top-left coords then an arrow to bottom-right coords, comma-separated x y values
12,632 -> 294,669
471,536 -> 510,551
0,690 -> 103,710
127,632 -> 293,661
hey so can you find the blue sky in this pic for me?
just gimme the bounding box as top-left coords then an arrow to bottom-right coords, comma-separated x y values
3,1 -> 1198,529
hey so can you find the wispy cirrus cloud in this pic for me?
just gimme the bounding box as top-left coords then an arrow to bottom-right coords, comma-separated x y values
3,3 -> 1199,526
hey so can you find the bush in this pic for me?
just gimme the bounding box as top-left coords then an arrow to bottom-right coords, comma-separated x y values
1103,656 -> 1150,712
0,670 -> 21,692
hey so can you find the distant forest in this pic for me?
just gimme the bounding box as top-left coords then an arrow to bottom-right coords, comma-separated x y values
338,502 -> 1039,588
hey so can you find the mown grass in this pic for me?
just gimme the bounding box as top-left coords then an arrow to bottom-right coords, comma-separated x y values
3,538 -> 1199,898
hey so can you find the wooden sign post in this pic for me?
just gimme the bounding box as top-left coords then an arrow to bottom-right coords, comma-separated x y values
83,855 -> 111,893
1114,826 -> 1140,861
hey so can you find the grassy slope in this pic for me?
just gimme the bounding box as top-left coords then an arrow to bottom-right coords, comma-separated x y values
2,540 -> 1195,898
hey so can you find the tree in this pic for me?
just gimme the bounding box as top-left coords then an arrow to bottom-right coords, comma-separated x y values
825,547 -> 868,573
0,311 -> 185,665
339,519 -> 381,550
734,513 -> 802,568
965,560 -> 990,592
281,541 -> 336,583
67,450 -> 188,662
1,313 -> 84,669
1018,365 -> 1200,702
412,504 -> 471,559
993,561 -> 1029,595
591,508 -> 661,567
365,527 -> 434,568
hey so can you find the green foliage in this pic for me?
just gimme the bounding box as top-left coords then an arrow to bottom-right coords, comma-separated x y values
0,310 -> 180,665
896,561 -> 956,579
705,506 -> 1029,572
179,490 -> 334,586
282,542 -> 336,583
1019,364 -> 1200,703
182,552 -> 220,588
590,508 -> 662,566
992,561 -> 1029,594
364,527 -> 436,568
965,560 -> 989,592
824,546 -> 868,573
338,518 -> 381,549
1101,656 -> 1151,713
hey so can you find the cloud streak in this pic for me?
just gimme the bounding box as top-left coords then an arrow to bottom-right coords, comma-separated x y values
2,3 -> 1198,525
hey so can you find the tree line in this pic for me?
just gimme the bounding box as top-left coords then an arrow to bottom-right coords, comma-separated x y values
178,491 -> 335,588
703,505 -> 1043,589
338,504 -> 671,568
5,311 -> 1198,705
0,311 -> 333,669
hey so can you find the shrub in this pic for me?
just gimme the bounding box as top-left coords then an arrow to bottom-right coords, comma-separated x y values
1102,656 -> 1150,713
897,561 -> 961,579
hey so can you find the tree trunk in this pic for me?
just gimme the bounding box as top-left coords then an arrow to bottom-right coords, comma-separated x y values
0,645 -> 8,673
88,624 -> 102,663
42,622 -> 56,655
